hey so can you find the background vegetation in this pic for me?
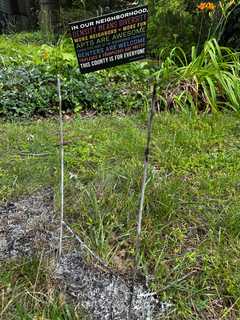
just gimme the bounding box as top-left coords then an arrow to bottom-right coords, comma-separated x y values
0,33 -> 150,117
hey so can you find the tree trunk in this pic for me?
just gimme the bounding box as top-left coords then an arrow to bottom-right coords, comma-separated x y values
39,0 -> 60,35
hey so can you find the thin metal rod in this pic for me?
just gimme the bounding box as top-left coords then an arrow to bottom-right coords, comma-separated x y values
129,83 -> 157,319
57,75 -> 64,258
135,83 -> 156,267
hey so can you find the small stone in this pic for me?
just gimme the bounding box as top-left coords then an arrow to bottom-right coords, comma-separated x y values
0,238 -> 7,251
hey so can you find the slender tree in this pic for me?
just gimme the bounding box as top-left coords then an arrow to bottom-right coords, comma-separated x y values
39,0 -> 60,35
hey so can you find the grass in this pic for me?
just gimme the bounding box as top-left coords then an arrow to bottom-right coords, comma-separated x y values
1,111 -> 240,318
0,259 -> 87,320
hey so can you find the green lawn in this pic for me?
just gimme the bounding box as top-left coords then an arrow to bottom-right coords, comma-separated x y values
1,112 -> 240,319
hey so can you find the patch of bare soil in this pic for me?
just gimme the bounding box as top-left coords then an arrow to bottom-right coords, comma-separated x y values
56,253 -> 163,319
0,188 -> 57,260
0,189 -> 166,319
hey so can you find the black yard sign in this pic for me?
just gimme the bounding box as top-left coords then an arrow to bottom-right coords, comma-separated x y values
69,5 -> 148,73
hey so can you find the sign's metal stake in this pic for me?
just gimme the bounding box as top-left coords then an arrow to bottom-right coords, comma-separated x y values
136,83 -> 156,267
57,75 -> 64,259
129,83 -> 157,318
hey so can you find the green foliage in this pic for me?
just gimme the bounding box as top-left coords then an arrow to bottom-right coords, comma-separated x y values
156,39 -> 240,112
148,0 -> 240,55
0,259 -> 87,319
1,32 -> 240,117
148,0 -> 197,55
219,2 -> 240,50
0,33 -> 149,118
0,64 -> 148,117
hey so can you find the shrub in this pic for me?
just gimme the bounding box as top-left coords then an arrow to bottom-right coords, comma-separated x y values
156,39 -> 240,112
0,33 -> 151,118
0,64 -> 149,117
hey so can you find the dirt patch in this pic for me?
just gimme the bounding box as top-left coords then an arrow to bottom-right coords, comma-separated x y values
56,253 -> 163,319
0,188 -> 58,260
0,189 -> 168,319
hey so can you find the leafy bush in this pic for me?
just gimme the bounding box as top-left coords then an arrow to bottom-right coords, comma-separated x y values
156,39 -> 240,112
148,0 -> 198,56
0,64 -> 150,117
148,0 -> 240,56
1,32 -> 240,118
0,33 -> 150,118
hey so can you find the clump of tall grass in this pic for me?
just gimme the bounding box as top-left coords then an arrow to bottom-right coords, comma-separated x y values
156,39 -> 240,112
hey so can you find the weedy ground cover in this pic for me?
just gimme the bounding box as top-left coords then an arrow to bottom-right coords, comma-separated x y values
1,112 -> 240,318
0,259 -> 87,320
0,33 -> 149,117
1,33 -> 240,118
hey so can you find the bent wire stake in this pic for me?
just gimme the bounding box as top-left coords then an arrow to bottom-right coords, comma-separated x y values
57,75 -> 64,259
129,83 -> 157,319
